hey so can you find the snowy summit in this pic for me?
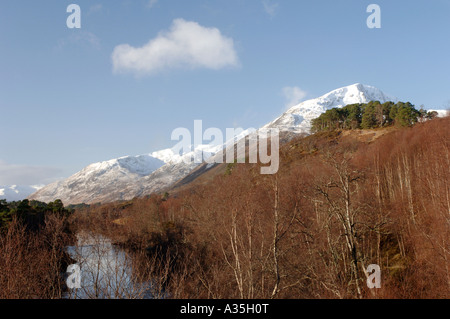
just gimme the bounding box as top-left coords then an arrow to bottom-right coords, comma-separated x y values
264,83 -> 396,133
25,83 -> 396,205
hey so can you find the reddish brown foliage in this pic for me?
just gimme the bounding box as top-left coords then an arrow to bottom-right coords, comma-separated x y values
76,117 -> 450,299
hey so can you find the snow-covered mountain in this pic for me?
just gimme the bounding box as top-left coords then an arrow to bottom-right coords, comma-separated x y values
0,185 -> 43,202
264,83 -> 396,133
28,155 -> 165,204
27,144 -> 226,205
429,109 -> 449,118
28,83 -> 396,205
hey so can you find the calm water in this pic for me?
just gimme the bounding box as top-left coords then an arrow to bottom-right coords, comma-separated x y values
64,232 -> 156,299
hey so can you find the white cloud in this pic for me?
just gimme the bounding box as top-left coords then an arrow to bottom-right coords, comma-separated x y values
0,160 -> 61,186
282,86 -> 307,109
263,0 -> 279,17
147,0 -> 158,9
111,19 -> 239,75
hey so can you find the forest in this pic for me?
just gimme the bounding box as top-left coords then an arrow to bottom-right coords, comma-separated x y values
0,199 -> 74,298
0,115 -> 449,299
311,101 -> 439,132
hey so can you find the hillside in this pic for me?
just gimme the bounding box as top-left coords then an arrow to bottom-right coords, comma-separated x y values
74,116 -> 450,299
27,83 -> 396,205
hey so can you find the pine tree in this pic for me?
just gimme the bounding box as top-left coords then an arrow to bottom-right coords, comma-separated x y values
361,103 -> 377,129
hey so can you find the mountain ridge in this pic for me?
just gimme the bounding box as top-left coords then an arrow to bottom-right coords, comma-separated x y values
26,83 -> 397,205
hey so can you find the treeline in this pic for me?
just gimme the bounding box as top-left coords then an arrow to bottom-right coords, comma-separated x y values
0,199 -> 72,231
0,199 -> 74,298
74,116 -> 450,299
311,101 -> 439,132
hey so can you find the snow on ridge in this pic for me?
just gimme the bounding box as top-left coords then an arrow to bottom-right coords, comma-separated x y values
116,155 -> 165,176
151,148 -> 183,164
151,127 -> 256,165
0,185 -> 44,202
82,154 -> 165,177
264,83 -> 397,133
28,83 -> 398,205
429,109 -> 449,118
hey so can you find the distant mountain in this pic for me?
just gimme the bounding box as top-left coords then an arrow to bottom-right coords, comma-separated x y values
429,109 -> 449,118
264,83 -> 396,133
28,83 -> 397,205
28,155 -> 165,205
0,185 -> 43,202
27,144 -> 224,205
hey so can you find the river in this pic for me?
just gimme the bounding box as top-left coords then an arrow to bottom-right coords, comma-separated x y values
64,231 -> 158,299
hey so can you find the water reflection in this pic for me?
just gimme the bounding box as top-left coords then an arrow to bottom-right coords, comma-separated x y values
65,232 -> 156,299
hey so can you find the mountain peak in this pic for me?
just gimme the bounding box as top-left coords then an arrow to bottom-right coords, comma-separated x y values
264,83 -> 396,133
1,185 -> 44,202
27,83 -> 398,205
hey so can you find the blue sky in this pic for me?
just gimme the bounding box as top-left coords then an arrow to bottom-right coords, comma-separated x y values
1,0 -> 449,185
